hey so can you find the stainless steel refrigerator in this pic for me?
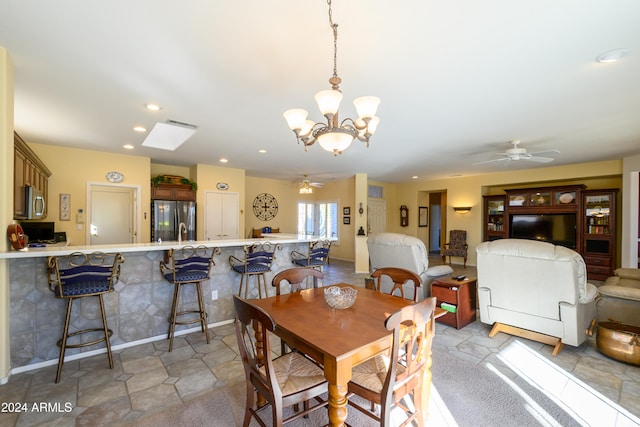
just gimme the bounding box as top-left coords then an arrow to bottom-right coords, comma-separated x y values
151,200 -> 196,242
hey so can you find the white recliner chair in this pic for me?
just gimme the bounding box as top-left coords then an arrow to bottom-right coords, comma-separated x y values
476,238 -> 598,355
367,232 -> 453,300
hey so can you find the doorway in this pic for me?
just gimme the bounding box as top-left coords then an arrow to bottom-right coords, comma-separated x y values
367,198 -> 386,235
87,183 -> 140,245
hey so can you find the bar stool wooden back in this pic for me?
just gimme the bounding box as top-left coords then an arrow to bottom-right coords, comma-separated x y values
47,251 -> 124,383
160,245 -> 219,352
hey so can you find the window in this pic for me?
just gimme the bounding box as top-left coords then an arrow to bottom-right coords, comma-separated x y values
298,201 -> 338,239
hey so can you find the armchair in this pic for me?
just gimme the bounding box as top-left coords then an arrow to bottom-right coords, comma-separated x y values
476,239 -> 598,355
597,268 -> 640,327
441,229 -> 468,267
367,233 -> 452,300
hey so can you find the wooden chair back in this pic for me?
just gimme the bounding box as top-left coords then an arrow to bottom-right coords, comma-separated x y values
371,267 -> 422,302
272,267 -> 324,295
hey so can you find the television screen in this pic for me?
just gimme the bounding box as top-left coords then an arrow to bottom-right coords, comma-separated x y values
509,214 -> 577,249
20,221 -> 55,243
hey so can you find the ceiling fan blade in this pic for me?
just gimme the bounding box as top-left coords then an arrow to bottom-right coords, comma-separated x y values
310,182 -> 324,188
529,149 -> 560,156
525,156 -> 555,163
472,157 -> 510,166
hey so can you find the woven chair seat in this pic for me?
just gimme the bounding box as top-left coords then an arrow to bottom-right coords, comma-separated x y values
55,280 -> 111,297
259,351 -> 326,395
232,263 -> 271,274
293,258 -> 325,267
163,271 -> 209,283
350,353 -> 405,394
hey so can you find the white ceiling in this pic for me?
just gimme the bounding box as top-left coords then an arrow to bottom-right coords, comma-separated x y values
2,1 -> 640,184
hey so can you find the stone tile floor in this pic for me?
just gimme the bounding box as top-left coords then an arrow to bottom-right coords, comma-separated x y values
1,258 -> 639,426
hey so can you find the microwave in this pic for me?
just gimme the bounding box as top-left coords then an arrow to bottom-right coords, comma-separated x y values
25,185 -> 46,219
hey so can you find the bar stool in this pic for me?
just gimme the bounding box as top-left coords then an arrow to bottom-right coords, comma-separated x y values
47,251 -> 124,383
160,245 -> 219,352
229,242 -> 281,299
290,239 -> 332,286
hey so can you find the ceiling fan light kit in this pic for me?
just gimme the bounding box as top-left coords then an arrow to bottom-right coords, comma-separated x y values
283,0 -> 380,156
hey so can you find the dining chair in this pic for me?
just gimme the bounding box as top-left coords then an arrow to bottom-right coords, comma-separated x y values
160,245 -> 219,352
229,242 -> 281,299
371,267 -> 423,302
47,251 -> 125,383
347,296 -> 437,427
233,295 -> 328,426
441,229 -> 468,267
272,267 -> 324,295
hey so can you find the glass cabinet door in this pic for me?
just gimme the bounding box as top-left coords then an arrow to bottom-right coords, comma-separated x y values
585,194 -> 611,235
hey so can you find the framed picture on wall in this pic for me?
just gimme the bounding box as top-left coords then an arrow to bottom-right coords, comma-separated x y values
418,206 -> 428,227
343,216 -> 350,225
343,207 -> 350,215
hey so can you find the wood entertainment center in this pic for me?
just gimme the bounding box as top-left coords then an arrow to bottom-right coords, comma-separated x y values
483,185 -> 618,280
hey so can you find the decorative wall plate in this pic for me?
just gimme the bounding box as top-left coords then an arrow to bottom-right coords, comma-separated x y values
216,182 -> 229,190
253,193 -> 278,221
105,171 -> 124,183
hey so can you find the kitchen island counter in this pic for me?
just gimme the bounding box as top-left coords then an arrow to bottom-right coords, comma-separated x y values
2,236 -> 325,377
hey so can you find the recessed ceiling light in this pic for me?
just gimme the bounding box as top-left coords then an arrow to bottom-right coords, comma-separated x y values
411,176 -> 418,179
123,144 -> 134,150
258,149 -> 267,154
145,103 -> 161,111
595,48 -> 629,63
133,126 -> 146,132
219,158 -> 228,163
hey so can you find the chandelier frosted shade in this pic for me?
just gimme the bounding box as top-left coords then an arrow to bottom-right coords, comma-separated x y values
315,90 -> 343,116
317,129 -> 355,154
353,96 -> 381,119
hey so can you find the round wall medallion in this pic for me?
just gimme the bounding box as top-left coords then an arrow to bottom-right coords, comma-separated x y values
105,171 -> 124,183
216,182 -> 229,190
252,193 -> 278,221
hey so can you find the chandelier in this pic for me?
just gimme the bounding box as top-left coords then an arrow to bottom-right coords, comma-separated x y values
283,0 -> 380,156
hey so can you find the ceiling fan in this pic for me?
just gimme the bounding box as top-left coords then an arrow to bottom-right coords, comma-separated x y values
473,140 -> 560,165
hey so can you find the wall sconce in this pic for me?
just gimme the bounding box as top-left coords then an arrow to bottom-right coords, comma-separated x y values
453,206 -> 472,214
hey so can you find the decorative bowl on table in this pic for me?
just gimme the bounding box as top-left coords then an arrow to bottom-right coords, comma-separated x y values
324,286 -> 357,309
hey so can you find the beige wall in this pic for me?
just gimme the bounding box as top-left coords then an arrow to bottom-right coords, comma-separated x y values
1,47 -> 14,381
28,143 -> 151,244
150,163 -> 193,181
394,160 -> 623,266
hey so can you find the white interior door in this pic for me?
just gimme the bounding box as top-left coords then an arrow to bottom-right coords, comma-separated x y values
205,191 -> 239,240
367,198 -> 387,235
89,185 -> 135,245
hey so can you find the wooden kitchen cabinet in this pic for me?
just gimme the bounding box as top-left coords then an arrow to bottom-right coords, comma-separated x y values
151,183 -> 196,201
14,132 -> 51,219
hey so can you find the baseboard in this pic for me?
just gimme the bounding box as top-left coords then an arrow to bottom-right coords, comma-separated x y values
3,318 -> 235,382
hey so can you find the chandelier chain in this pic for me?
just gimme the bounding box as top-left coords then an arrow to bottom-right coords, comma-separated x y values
327,0 -> 339,83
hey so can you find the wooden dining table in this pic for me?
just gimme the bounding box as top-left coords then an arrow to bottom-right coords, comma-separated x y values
250,283 -> 443,427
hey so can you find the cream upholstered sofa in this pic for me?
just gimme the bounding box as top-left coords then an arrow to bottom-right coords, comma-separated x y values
476,238 -> 598,355
597,268 -> 640,327
367,232 -> 453,300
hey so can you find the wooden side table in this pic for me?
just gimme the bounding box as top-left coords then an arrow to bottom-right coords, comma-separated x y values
431,276 -> 477,329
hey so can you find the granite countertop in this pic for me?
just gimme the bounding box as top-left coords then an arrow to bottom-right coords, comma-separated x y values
0,235 -> 321,259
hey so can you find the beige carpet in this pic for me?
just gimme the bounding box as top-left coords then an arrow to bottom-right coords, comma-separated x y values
126,347 -> 583,427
